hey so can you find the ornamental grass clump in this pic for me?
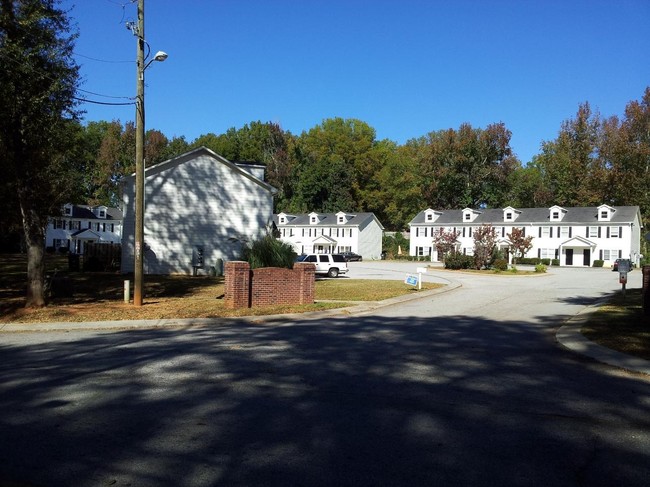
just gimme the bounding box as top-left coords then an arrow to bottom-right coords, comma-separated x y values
240,234 -> 297,269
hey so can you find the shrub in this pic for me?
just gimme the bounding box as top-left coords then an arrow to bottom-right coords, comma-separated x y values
493,258 -> 508,271
240,234 -> 297,269
541,258 -> 551,265
535,263 -> 547,273
519,257 -> 541,265
551,259 -> 560,266
593,259 -> 604,268
444,252 -> 474,270
57,246 -> 69,254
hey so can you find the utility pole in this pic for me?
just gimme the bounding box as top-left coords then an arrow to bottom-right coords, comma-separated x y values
133,0 -> 145,306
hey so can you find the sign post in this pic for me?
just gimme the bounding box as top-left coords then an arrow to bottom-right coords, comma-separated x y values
416,266 -> 427,290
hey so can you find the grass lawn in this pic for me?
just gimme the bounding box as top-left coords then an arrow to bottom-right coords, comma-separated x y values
581,288 -> 650,361
0,254 -> 443,324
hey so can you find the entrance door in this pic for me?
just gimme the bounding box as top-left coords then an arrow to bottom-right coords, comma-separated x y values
566,249 -> 574,266
583,249 -> 591,266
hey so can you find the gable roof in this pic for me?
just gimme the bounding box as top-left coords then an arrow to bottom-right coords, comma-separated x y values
60,205 -> 122,220
273,212 -> 384,229
123,146 -> 277,195
410,206 -> 641,226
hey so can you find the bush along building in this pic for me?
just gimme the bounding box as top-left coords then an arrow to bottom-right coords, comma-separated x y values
409,205 -> 642,267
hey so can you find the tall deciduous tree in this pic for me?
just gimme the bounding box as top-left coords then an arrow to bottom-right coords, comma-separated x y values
0,0 -> 81,307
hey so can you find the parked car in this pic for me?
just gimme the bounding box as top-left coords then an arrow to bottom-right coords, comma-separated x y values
340,251 -> 362,262
612,258 -> 632,272
296,253 -> 349,278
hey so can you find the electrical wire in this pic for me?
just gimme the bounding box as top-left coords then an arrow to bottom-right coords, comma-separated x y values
73,96 -> 134,106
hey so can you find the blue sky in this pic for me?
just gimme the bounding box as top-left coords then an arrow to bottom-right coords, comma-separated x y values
64,0 -> 650,164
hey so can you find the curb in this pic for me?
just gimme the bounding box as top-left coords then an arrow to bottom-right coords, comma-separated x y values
0,278 -> 462,333
556,305 -> 650,376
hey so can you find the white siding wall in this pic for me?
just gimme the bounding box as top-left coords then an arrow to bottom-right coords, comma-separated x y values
410,219 -> 641,267
122,153 -> 274,274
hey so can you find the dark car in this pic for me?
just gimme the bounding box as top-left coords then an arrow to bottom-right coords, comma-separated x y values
612,258 -> 632,272
340,251 -> 362,262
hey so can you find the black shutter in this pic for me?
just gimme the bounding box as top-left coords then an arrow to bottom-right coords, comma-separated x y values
586,227 -> 589,237
522,227 -> 526,237
619,226 -> 623,238
598,227 -> 601,238
619,250 -> 622,258
606,227 -> 610,238
569,227 -> 572,238
539,227 -> 542,237
550,227 -> 553,238
538,249 -> 541,258
599,250 -> 603,260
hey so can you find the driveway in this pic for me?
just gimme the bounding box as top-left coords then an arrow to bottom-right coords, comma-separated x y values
0,264 -> 648,487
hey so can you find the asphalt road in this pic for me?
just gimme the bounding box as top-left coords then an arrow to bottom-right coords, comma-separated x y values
1,263 -> 649,487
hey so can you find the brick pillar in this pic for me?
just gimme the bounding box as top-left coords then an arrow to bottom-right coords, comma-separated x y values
295,262 -> 315,304
643,265 -> 650,316
224,261 -> 251,309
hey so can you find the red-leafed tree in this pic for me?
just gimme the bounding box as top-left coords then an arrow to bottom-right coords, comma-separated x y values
473,224 -> 497,270
433,228 -> 460,260
507,227 -> 534,264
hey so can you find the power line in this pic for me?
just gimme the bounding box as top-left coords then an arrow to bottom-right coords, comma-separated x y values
74,52 -> 133,64
73,96 -> 134,106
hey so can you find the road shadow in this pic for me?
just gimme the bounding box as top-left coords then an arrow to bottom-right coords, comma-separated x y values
1,313 -> 649,486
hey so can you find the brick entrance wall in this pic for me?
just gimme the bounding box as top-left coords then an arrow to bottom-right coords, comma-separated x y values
224,261 -> 315,309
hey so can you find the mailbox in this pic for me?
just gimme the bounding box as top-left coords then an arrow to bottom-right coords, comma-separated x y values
619,271 -> 628,284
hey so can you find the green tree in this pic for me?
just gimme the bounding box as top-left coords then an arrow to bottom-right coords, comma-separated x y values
0,0 -> 81,307
292,118 -> 376,212
535,103 -> 607,207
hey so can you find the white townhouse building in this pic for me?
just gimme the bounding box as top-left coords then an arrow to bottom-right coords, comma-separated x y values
409,204 -> 643,267
121,147 -> 276,275
274,211 -> 384,260
46,204 -> 123,254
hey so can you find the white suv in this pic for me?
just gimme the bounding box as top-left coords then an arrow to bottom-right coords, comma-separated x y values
297,254 -> 349,278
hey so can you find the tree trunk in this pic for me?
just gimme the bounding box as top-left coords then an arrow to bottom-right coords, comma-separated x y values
22,206 -> 47,308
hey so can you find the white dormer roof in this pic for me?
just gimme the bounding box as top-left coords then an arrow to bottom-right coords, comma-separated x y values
63,203 -> 73,216
424,208 -> 443,223
549,205 -> 568,222
336,211 -> 352,224
92,205 -> 108,219
502,206 -> 521,222
308,212 -> 321,225
597,204 -> 616,222
462,208 -> 481,223
277,212 -> 297,225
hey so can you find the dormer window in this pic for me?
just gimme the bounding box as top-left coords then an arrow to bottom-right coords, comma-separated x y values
597,204 -> 615,222
463,208 -> 480,222
64,206 -> 72,216
506,212 -> 512,221
338,216 -> 345,224
99,210 -> 106,218
549,205 -> 567,222
424,209 -> 442,223
279,216 -> 286,224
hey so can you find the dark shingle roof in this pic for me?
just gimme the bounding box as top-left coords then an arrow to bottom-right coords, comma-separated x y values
274,212 -> 382,229
409,206 -> 640,226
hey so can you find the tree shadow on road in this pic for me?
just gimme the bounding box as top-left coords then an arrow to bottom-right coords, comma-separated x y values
1,312 -> 649,487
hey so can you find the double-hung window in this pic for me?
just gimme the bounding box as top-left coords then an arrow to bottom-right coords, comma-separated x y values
609,226 -> 620,238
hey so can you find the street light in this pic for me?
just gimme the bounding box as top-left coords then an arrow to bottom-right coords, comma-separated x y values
133,0 -> 166,306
